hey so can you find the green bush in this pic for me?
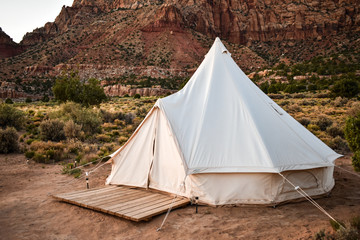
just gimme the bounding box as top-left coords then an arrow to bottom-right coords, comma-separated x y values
133,94 -> 141,99
25,97 -> 32,103
29,141 -> 67,163
329,136 -> 349,154
42,94 -> 50,102
5,98 -> 13,104
0,127 -> 19,153
344,108 -> 360,171
298,118 -> 311,127
96,134 -> 111,142
327,126 -> 344,138
0,104 -> 26,130
351,151 -> 360,172
40,119 -> 66,142
331,78 -> 359,99
316,115 -> 333,131
52,102 -> 102,135
25,151 -> 35,159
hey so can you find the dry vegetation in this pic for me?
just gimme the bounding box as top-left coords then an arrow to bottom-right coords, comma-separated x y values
0,92 -> 357,179
6,96 -> 157,176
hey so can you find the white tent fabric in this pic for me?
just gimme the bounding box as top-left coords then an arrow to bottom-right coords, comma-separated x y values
106,38 -> 342,205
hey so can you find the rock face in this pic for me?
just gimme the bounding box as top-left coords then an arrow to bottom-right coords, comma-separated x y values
0,0 -> 359,98
104,84 -> 175,97
0,28 -> 24,59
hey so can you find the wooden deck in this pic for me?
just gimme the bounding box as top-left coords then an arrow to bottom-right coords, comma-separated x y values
52,186 -> 189,222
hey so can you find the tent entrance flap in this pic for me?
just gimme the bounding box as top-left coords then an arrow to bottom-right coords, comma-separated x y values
105,108 -> 159,187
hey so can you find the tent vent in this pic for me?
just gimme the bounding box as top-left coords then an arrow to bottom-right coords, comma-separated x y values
222,50 -> 228,54
270,103 -> 283,115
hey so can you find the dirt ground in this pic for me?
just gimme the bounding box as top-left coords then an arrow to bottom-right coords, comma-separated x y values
0,154 -> 359,240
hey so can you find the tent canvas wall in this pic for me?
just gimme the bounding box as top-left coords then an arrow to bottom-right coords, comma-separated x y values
106,38 -> 342,205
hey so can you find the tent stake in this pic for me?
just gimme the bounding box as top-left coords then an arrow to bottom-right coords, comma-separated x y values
86,172 -> 89,189
195,197 -> 199,213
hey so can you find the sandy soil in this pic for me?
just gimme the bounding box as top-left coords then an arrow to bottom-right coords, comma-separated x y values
0,154 -> 359,240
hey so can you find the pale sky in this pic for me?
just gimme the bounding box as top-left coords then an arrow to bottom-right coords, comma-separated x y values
0,0 -> 74,43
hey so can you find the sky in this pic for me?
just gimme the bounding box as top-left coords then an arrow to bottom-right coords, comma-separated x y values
0,0 -> 74,43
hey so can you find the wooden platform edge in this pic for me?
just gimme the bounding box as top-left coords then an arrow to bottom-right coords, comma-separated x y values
51,188 -> 190,222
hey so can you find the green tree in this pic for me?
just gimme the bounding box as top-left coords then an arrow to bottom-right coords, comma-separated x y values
344,110 -> 360,171
53,71 -> 107,106
331,78 -> 360,99
81,78 -> 107,107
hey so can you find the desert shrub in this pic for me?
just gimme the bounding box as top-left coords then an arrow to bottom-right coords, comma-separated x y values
136,107 -> 148,117
40,119 -> 66,142
30,141 -> 67,163
0,104 -> 25,130
307,124 -> 320,133
327,126 -> 344,138
133,94 -> 141,99
278,100 -> 290,106
350,216 -> 360,232
316,115 -> 333,131
287,103 -> 302,113
26,138 -> 35,145
100,109 -> 115,123
298,118 -> 311,127
333,97 -> 348,107
42,94 -> 50,102
53,102 -> 102,135
67,140 -> 83,154
25,151 -> 35,159
25,97 -> 32,103
315,217 -> 360,240
118,136 -> 128,145
96,134 -> 111,142
5,98 -> 13,104
110,130 -> 120,137
124,112 -> 135,124
329,136 -> 349,154
314,229 -> 327,240
0,127 -> 19,153
102,122 -> 117,131
81,153 -> 98,165
64,120 -> 83,140
62,164 -> 82,178
335,228 -> 359,240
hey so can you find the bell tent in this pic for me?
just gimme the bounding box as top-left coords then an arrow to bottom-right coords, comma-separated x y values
106,38 -> 342,205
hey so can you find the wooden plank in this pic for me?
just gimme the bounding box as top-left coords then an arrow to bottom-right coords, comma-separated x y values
121,197 -> 175,215
94,191 -> 150,208
132,198 -> 189,220
108,194 -> 168,213
63,187 -> 136,203
117,195 -> 173,214
52,186 -> 189,222
81,190 -> 147,206
56,185 -> 119,198
56,186 -> 125,199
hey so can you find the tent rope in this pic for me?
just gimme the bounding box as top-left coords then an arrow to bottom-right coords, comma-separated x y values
333,165 -> 360,178
57,159 -> 109,186
157,176 -> 187,232
278,172 -> 343,228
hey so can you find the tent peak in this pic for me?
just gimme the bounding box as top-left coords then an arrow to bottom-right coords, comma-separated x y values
212,37 -> 230,55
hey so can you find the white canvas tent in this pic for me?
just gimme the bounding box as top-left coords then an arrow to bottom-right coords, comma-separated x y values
106,38 -> 342,205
